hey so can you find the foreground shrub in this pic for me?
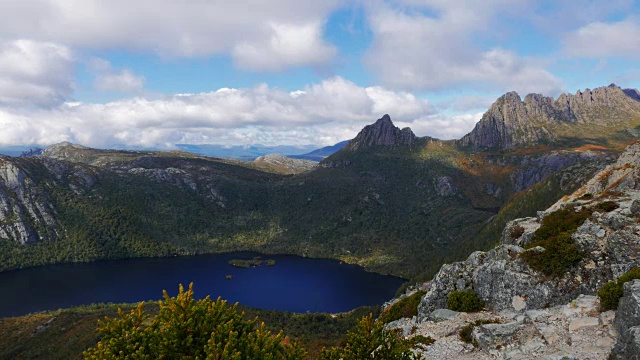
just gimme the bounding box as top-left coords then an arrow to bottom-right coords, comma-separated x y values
83,283 -> 305,359
319,314 -> 422,360
447,290 -> 485,312
598,282 -> 624,311
598,267 -> 640,311
380,291 -> 427,324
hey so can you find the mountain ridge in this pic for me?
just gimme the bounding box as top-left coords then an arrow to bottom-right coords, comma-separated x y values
458,83 -> 640,150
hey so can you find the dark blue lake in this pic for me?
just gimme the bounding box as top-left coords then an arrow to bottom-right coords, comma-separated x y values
0,252 -> 405,318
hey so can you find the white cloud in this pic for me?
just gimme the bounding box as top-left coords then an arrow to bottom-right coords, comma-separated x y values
396,113 -> 482,140
0,0 -> 340,71
0,77 -> 444,148
232,21 -> 336,71
89,58 -> 145,93
563,18 -> 640,59
0,39 -> 74,107
364,1 -> 563,95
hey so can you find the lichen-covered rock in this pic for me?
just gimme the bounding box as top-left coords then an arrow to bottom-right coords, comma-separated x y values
404,295 -> 615,359
611,280 -> 640,359
430,309 -> 460,322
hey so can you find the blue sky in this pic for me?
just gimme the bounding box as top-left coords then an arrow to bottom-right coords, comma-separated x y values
0,0 -> 639,148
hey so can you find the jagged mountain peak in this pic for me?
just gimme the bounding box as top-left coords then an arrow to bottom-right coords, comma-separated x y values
342,114 -> 416,151
373,113 -> 393,126
459,84 -> 640,150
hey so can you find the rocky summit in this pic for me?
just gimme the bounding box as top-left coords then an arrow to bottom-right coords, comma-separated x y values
342,114 -> 417,151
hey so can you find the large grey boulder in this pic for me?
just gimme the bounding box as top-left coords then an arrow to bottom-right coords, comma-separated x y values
429,309 -> 460,322
611,280 -> 640,359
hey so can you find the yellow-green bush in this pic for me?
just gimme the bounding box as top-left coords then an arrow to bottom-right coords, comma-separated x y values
380,291 -> 427,324
83,283 -> 305,360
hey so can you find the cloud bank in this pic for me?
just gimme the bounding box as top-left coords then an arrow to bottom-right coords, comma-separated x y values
0,76 -> 478,148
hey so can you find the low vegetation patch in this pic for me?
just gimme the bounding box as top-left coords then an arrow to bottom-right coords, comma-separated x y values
458,319 -> 501,345
509,225 -> 525,240
521,201 -> 621,277
519,204 -> 610,277
407,334 -> 435,350
529,205 -> 591,243
447,290 -> 485,312
379,291 -> 427,324
591,200 -> 619,213
598,267 -> 640,311
520,232 -> 584,277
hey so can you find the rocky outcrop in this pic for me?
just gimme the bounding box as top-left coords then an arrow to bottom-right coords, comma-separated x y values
342,114 -> 416,151
552,142 -> 640,209
252,154 -> 317,174
459,84 -> 640,150
40,142 -> 90,161
611,280 -> 640,359
418,141 -> 640,320
391,294 -> 615,359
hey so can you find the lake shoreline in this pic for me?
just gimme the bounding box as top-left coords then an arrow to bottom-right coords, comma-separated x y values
0,251 -> 406,318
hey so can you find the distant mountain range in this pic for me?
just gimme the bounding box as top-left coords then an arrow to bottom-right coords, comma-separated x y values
288,140 -> 350,161
2,142 -> 350,163
1,83 -> 639,283
174,144 -> 317,161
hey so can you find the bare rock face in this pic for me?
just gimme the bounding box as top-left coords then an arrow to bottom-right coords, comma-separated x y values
611,280 -> 640,359
459,84 -> 640,150
0,159 -> 57,244
342,114 -> 416,151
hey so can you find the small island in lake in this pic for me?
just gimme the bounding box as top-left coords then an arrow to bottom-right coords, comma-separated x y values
228,257 -> 277,268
